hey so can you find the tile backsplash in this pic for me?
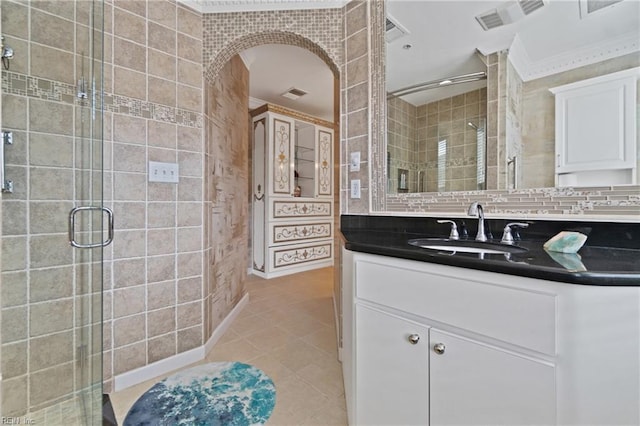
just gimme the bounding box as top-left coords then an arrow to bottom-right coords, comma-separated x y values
387,186 -> 640,219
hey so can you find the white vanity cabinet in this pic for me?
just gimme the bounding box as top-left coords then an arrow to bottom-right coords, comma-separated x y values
429,329 -> 555,425
342,249 -> 640,425
251,104 -> 334,278
355,304 -> 430,425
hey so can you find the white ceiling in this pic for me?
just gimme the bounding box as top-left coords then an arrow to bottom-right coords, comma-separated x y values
192,0 -> 639,116
240,44 -> 335,121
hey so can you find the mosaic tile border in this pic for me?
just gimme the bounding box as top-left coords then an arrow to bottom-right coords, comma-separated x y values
386,186 -> 640,218
369,0 -> 386,212
2,71 -> 203,128
202,8 -> 343,83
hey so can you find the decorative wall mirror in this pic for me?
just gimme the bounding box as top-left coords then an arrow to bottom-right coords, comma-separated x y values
384,0 -> 640,197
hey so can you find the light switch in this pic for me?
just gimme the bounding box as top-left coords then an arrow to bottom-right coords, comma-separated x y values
149,161 -> 179,183
350,151 -> 361,172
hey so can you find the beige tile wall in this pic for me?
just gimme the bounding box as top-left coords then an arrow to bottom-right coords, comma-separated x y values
102,0 -> 205,393
0,0 -> 108,415
341,0 -> 372,213
421,88 -> 487,192
386,96 -> 416,192
387,89 -> 487,194
486,50 -> 509,190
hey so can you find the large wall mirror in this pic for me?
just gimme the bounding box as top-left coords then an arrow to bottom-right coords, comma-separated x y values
384,0 -> 639,196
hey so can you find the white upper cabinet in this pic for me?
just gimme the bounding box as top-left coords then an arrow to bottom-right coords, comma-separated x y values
550,67 -> 639,186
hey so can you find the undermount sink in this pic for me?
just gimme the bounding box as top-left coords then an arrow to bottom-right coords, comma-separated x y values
408,238 -> 529,255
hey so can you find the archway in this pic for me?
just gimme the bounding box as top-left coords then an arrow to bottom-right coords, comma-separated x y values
204,31 -> 340,85
202,29 -> 341,314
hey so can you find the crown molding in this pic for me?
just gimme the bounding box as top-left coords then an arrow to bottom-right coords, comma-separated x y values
508,31 -> 640,82
249,96 -> 267,109
177,0 -> 349,13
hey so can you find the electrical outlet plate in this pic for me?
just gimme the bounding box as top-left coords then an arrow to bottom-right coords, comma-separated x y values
149,161 -> 179,183
350,179 -> 361,198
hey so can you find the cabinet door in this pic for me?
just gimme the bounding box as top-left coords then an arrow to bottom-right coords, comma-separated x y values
269,114 -> 295,196
316,127 -> 333,196
552,71 -> 637,178
430,329 -> 556,425
355,304 -> 429,425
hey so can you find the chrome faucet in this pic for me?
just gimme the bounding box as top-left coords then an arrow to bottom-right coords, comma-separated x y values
467,202 -> 487,242
501,222 -> 529,244
437,219 -> 459,240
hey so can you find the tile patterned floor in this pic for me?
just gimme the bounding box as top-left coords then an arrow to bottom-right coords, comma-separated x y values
110,267 -> 347,425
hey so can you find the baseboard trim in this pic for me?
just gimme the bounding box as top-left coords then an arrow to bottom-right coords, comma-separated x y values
332,293 -> 342,363
113,293 -> 250,392
204,292 -> 249,355
114,345 -> 203,392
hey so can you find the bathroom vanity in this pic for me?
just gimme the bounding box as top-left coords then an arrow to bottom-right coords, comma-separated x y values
340,215 -> 640,425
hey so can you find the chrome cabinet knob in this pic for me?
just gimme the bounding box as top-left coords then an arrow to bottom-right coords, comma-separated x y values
433,343 -> 446,354
408,334 -> 420,345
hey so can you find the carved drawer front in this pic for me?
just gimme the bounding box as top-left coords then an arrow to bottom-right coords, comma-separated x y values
270,222 -> 333,245
272,200 -> 332,219
271,242 -> 333,269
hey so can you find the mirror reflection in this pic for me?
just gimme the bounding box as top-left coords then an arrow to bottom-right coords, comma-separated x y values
387,84 -> 488,193
385,0 -> 640,194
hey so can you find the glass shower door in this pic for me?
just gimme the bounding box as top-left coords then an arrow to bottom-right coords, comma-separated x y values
0,0 -> 105,423
72,0 -> 106,423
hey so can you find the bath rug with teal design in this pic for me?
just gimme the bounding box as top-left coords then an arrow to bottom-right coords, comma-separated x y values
123,362 -> 276,426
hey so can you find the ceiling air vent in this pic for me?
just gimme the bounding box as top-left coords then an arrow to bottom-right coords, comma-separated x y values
385,14 -> 409,43
281,87 -> 307,100
475,10 -> 505,31
518,0 -> 545,15
476,0 -> 546,31
579,0 -> 623,18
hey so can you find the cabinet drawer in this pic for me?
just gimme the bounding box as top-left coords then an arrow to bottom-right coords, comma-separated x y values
270,240 -> 333,270
272,200 -> 332,219
268,221 -> 333,246
355,259 -> 557,355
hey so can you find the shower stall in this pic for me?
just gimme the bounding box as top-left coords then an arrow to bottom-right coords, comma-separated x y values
1,0 -> 105,423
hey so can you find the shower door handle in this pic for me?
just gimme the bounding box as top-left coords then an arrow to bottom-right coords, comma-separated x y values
68,206 -> 114,248
1,130 -> 14,193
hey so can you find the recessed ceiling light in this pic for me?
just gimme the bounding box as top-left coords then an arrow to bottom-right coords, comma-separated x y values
402,44 -> 412,50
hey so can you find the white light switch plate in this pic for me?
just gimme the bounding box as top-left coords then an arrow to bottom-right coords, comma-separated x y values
149,161 -> 179,183
350,151 -> 361,172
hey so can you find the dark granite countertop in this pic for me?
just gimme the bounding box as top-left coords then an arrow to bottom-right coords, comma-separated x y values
341,215 -> 640,286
